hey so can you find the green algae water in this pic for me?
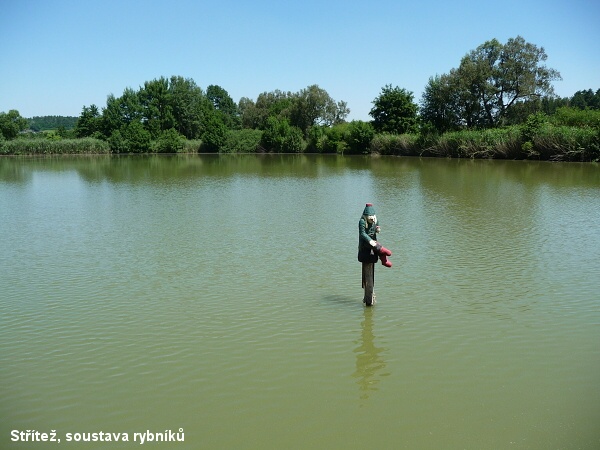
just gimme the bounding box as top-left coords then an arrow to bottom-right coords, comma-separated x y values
1,154 -> 599,449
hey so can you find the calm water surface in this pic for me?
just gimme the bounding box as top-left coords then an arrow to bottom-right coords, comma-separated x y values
1,155 -> 599,449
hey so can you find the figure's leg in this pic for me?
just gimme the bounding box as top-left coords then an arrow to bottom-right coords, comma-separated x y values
362,263 -> 375,306
379,253 -> 392,267
376,244 -> 392,267
376,243 -> 392,256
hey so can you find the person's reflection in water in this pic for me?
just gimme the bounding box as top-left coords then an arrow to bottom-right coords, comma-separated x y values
353,308 -> 388,403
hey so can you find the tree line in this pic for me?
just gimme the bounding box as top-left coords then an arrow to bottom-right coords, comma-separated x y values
28,116 -> 78,132
69,80 -> 351,153
1,35 -> 599,161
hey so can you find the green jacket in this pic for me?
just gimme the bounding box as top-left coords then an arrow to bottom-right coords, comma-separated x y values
358,217 -> 378,263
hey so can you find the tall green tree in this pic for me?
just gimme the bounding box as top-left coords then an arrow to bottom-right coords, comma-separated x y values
424,36 -> 561,129
571,89 -> 600,110
238,96 -> 259,129
96,76 -> 212,141
207,84 -> 240,129
239,86 -> 349,134
420,75 -> 462,132
201,112 -> 228,152
74,104 -> 101,138
101,88 -> 143,137
290,84 -> 349,134
421,67 -> 493,131
0,110 -> 28,139
370,85 -> 418,134
139,77 -> 175,138
241,90 -> 295,130
168,76 -> 212,139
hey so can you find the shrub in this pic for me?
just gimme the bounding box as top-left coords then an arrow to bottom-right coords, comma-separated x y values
551,107 -> 600,128
305,124 -> 348,154
108,130 -> 127,153
521,113 -> 547,144
479,127 -> 521,159
345,121 -> 374,154
427,128 -> 521,159
322,124 -> 348,154
283,126 -> 305,153
429,130 -> 468,157
182,139 -> 202,153
201,115 -> 228,152
533,125 -> 599,161
260,117 -> 305,153
153,128 -> 185,153
370,133 -> 418,156
117,122 -> 152,153
220,129 -> 262,153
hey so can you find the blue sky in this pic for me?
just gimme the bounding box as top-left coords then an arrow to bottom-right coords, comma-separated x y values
1,0 -> 599,121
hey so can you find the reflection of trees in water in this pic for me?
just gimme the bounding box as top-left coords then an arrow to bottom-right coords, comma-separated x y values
353,308 -> 388,402
0,160 -> 32,183
0,154 -> 380,185
4,155 -> 598,188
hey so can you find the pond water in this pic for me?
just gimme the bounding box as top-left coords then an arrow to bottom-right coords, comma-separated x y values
1,154 -> 599,449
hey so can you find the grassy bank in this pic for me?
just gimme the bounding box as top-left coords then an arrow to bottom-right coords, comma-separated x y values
0,138 -> 110,155
372,125 -> 599,162
2,124 -> 598,162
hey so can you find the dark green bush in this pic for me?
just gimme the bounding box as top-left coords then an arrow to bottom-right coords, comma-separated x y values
260,117 -> 305,153
106,122 -> 152,153
201,115 -> 228,153
345,121 -> 374,154
521,113 -> 547,144
220,129 -> 262,153
322,124 -> 348,154
153,128 -> 185,153
551,107 -> 600,128
107,130 -> 127,153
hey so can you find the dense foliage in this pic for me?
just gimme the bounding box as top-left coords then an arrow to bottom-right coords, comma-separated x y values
370,85 -> 418,134
0,137 -> 109,155
420,36 -> 561,131
28,115 -> 77,131
1,36 -> 598,161
0,110 -> 29,140
571,89 -> 600,110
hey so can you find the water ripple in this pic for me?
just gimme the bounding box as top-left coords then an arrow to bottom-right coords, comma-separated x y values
1,156 -> 599,449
